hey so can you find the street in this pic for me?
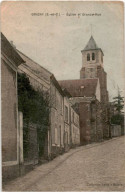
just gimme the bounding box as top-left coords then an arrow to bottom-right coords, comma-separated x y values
3,136 -> 125,192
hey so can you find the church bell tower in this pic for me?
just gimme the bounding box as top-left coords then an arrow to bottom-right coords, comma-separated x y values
80,36 -> 104,79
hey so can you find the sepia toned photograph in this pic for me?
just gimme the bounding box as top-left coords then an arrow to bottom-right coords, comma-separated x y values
1,0 -> 125,191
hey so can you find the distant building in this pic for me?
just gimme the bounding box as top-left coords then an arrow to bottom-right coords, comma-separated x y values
1,33 -> 25,181
59,78 -> 102,144
59,36 -> 109,144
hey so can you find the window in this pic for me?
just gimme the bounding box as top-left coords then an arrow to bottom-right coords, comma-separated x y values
59,126 -> 61,146
73,112 -> 74,123
61,98 -> 63,115
55,127 -> 58,145
87,53 -> 90,61
65,106 -> 68,123
92,53 -> 95,60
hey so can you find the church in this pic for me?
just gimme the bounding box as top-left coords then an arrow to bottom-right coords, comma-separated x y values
59,36 -> 110,144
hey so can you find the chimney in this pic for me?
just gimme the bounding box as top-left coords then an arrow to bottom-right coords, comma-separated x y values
10,41 -> 16,49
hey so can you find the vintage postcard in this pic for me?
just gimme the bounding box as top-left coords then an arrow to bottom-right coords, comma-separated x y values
1,0 -> 125,192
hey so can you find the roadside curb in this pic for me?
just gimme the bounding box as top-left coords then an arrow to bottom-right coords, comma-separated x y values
3,136 -> 125,191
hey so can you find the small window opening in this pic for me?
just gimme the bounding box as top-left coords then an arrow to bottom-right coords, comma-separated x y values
87,53 -> 90,61
92,53 -> 95,60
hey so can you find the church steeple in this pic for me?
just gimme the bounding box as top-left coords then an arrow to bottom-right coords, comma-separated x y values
80,36 -> 104,79
82,36 -> 99,51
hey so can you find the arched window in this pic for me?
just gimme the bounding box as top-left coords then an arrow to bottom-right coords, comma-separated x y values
92,53 -> 95,60
87,53 -> 90,61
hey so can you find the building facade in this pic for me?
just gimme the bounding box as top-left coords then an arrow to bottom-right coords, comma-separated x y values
63,96 -> 71,151
17,50 -> 80,160
59,78 -> 103,144
70,107 -> 80,146
1,33 -> 83,181
59,36 -> 109,144
1,33 -> 25,180
49,75 -> 65,157
80,36 -> 109,139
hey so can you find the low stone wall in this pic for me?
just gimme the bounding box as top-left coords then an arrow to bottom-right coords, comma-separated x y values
2,164 -> 20,182
23,123 -> 38,164
111,125 -> 121,137
2,163 -> 36,183
51,146 -> 65,159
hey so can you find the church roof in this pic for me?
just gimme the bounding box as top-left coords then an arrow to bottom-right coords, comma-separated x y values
81,36 -> 104,55
58,79 -> 98,97
84,36 -> 98,50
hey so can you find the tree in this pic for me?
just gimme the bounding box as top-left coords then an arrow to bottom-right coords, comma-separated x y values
113,94 -> 124,114
111,92 -> 124,125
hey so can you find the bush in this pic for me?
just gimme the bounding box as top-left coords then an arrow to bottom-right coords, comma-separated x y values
18,73 -> 50,158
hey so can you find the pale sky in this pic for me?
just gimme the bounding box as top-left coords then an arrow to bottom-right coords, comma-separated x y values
1,1 -> 124,100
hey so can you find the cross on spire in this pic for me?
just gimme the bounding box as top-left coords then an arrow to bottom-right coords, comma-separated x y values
90,24 -> 93,36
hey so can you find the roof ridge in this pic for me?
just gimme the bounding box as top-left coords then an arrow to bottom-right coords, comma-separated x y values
59,78 -> 98,82
16,49 -> 52,75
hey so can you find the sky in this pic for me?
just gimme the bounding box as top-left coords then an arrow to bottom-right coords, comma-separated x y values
1,1 -> 124,100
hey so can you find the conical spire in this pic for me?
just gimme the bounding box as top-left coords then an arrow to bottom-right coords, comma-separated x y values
83,36 -> 99,51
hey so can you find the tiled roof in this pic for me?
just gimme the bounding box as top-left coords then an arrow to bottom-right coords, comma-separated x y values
58,79 -> 98,97
1,33 -> 25,66
17,49 -> 52,82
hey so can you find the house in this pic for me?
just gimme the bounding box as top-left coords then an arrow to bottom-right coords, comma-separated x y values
1,33 -> 25,181
17,49 -> 52,163
1,33 -> 80,181
16,49 -> 80,160
49,75 -> 65,157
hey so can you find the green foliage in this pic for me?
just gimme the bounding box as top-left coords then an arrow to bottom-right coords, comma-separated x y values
113,94 -> 124,114
18,73 -> 50,157
111,93 -> 124,125
111,114 -> 124,125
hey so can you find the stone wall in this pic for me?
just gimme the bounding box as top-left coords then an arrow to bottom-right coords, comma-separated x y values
70,107 -> 80,146
97,66 -> 110,139
1,56 -> 18,169
1,59 -> 18,163
23,123 -> 38,164
78,102 -> 91,144
111,125 -> 121,137
81,49 -> 103,69
50,82 -> 64,157
90,100 -> 103,142
70,97 -> 103,144
64,97 -> 70,151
